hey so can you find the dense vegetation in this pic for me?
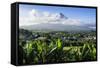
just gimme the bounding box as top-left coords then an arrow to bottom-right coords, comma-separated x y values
18,29 -> 96,65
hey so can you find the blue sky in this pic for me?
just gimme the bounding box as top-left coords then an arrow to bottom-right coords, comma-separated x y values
19,4 -> 96,26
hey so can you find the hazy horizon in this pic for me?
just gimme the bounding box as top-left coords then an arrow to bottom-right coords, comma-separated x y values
19,4 -> 96,30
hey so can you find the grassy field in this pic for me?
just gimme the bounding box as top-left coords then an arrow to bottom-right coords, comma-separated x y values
18,29 -> 96,65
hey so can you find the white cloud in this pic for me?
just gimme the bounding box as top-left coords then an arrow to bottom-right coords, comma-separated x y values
89,26 -> 96,29
19,9 -> 82,27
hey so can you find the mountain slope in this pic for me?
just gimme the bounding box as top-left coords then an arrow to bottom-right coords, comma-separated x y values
20,23 -> 93,32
